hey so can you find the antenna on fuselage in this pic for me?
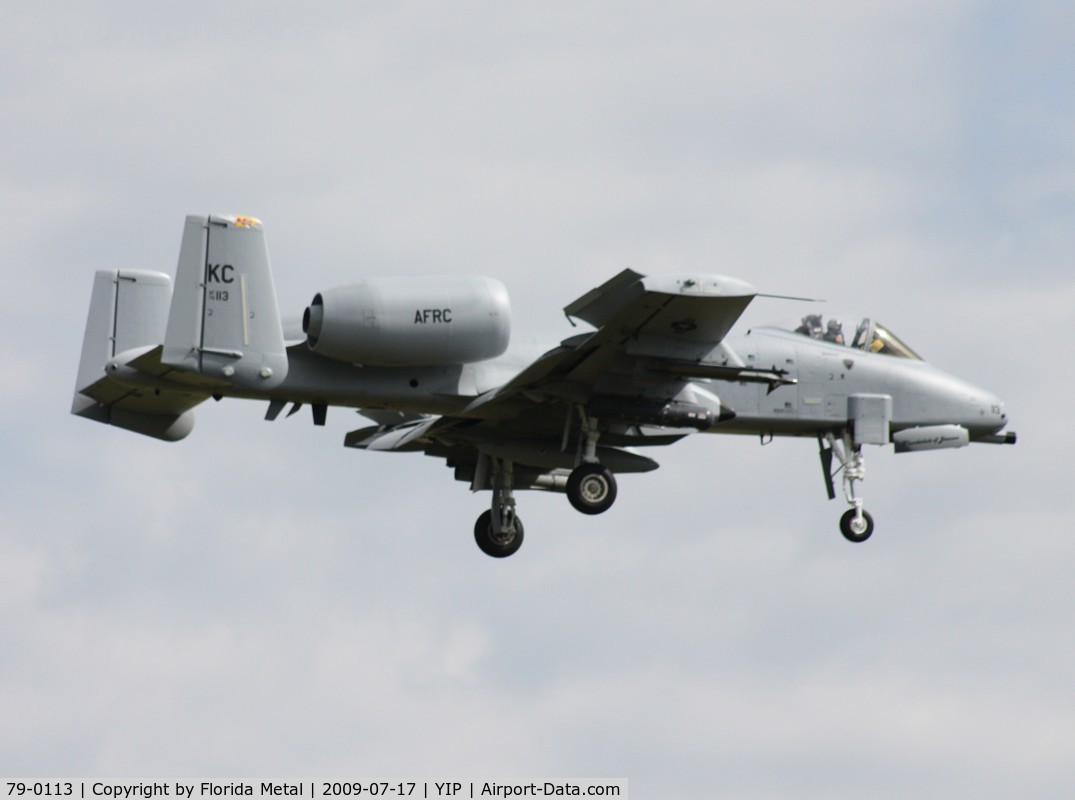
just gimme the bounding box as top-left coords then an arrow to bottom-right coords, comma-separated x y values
756,293 -> 826,302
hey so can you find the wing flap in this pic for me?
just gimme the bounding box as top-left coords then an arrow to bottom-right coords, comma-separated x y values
563,268 -> 646,327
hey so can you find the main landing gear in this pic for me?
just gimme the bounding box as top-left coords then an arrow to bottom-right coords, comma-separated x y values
565,412 -> 618,515
567,462 -> 617,514
820,431 -> 875,543
474,458 -> 524,558
473,412 -> 620,557
474,509 -> 524,558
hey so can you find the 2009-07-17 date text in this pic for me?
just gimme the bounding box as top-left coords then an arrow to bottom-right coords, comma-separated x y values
322,786 -> 415,796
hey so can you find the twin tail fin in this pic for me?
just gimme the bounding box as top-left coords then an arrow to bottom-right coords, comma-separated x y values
71,214 -> 288,440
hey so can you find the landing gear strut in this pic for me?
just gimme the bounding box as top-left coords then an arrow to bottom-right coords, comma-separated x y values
566,410 -> 617,515
472,408 -> 622,556
820,432 -> 875,543
474,457 -> 524,558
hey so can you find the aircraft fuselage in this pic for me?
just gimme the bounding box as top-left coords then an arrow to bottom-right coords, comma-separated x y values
709,327 -> 1009,440
248,325 -> 1010,446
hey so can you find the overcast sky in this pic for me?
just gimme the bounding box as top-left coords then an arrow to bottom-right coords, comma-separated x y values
2,2 -> 1073,797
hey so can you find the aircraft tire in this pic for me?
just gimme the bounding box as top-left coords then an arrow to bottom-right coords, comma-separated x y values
840,508 -> 874,542
474,509 -> 524,558
567,463 -> 618,515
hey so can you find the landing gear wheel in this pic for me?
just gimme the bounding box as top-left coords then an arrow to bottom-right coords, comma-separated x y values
840,508 -> 874,543
567,463 -> 618,515
474,509 -> 524,558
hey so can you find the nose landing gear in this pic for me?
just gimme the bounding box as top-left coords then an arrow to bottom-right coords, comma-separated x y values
839,507 -> 874,542
820,432 -> 875,542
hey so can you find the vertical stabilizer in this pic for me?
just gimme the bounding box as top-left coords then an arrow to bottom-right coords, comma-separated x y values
71,269 -> 201,441
72,269 -> 172,417
162,214 -> 288,390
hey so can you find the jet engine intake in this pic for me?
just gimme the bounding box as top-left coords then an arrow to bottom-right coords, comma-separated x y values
303,276 -> 511,366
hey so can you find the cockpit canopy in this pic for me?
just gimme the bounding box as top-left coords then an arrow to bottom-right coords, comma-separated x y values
782,315 -> 922,360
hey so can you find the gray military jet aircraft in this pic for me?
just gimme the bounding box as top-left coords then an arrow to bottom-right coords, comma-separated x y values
72,215 -> 1016,556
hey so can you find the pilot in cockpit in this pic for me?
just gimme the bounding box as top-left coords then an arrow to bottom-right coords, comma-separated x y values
794,314 -> 823,339
822,319 -> 845,345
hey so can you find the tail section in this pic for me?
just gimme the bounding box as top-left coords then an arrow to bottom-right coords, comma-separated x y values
71,269 -> 201,441
162,214 -> 288,390
72,214 -> 289,441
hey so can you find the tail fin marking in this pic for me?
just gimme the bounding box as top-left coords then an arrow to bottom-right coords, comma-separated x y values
162,214 -> 288,390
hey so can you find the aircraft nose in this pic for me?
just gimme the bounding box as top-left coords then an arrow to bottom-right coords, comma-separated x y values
924,367 -> 1010,436
899,366 -> 1011,436
971,389 -> 1008,435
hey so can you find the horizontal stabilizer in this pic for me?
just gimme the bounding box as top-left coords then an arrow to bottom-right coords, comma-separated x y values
72,271 -> 207,441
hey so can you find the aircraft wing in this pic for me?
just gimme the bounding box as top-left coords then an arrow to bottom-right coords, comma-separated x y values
346,270 -> 760,476
465,269 -> 759,414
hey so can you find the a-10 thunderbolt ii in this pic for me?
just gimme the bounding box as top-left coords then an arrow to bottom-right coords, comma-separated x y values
72,215 -> 1016,557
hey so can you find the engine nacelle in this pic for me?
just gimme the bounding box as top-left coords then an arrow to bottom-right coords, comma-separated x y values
303,276 -> 511,366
